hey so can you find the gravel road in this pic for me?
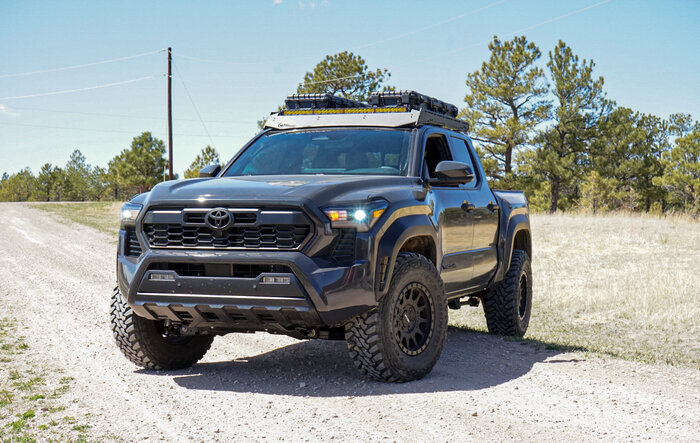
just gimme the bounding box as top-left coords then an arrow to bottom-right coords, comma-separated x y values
1,203 -> 698,442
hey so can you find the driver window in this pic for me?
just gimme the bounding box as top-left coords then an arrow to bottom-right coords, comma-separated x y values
423,134 -> 452,178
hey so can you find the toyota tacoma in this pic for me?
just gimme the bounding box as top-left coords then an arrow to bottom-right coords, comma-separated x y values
111,91 -> 532,382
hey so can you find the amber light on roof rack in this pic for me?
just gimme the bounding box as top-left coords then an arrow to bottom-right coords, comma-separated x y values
282,106 -> 408,116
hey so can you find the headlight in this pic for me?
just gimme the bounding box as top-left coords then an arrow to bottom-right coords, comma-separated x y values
323,200 -> 387,232
120,202 -> 142,227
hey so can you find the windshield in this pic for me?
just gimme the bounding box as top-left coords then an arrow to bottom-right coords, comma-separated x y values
223,129 -> 412,176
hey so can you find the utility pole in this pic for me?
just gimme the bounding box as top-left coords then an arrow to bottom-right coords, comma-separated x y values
167,47 -> 173,180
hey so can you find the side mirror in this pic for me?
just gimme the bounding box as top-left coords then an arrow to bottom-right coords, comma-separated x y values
199,164 -> 221,178
429,161 -> 475,186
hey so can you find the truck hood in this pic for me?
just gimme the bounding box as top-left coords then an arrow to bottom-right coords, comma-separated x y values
144,175 -> 416,207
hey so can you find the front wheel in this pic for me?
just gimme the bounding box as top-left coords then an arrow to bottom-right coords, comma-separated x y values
483,250 -> 532,337
345,253 -> 448,382
110,287 -> 213,370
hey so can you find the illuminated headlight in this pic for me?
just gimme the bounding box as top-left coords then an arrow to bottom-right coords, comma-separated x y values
323,200 -> 388,232
120,202 -> 142,227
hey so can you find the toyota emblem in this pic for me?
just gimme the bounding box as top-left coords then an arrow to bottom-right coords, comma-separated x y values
205,208 -> 233,231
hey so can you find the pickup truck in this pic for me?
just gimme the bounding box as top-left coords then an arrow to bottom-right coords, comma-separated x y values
111,91 -> 532,382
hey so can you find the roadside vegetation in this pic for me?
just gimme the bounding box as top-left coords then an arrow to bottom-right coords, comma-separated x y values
451,212 -> 700,368
31,201 -> 122,236
29,202 -> 700,368
0,318 -> 102,442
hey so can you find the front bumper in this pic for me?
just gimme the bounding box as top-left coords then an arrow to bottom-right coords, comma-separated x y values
117,233 -> 376,332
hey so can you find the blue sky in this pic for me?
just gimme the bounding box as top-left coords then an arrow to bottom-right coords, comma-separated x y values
1,0 -> 698,176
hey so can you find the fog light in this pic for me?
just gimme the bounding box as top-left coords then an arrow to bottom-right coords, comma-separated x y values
150,273 -> 175,281
261,276 -> 291,284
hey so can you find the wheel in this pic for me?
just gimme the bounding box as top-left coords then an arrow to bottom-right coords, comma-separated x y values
345,253 -> 448,382
110,286 -> 214,370
483,250 -> 532,337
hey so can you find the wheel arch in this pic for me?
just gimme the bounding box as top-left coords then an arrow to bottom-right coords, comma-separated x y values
374,214 -> 438,300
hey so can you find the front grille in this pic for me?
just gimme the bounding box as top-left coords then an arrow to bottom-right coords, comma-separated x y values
141,208 -> 313,250
332,229 -> 356,263
125,229 -> 142,256
144,224 -> 310,249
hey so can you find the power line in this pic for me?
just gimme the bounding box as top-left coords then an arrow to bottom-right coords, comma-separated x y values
0,49 -> 164,79
0,76 -> 155,101
172,60 -> 217,148
0,120 -> 241,138
353,0 -> 509,51
430,0 -> 615,61
175,0 -> 509,69
3,105 -> 250,125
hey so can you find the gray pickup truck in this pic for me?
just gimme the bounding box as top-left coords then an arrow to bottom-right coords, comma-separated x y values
111,91 -> 532,382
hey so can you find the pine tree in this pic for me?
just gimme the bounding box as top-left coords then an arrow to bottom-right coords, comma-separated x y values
184,146 -> 221,178
461,36 -> 550,183
112,132 -> 168,195
523,41 -> 612,212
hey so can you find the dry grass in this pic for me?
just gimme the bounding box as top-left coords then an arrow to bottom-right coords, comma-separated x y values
450,212 -> 700,368
31,201 -> 122,235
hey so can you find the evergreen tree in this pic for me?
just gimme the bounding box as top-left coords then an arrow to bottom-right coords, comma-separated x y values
590,108 -> 669,211
259,51 -> 393,129
0,168 -> 35,201
184,146 -> 221,178
32,163 -> 59,201
523,41 -> 612,212
460,36 -> 550,182
297,51 -> 393,101
112,132 -> 168,195
62,149 -> 92,201
653,119 -> 700,213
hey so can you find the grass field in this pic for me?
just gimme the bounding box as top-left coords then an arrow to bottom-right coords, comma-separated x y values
32,202 -> 700,368
452,212 -> 700,367
31,202 -> 122,235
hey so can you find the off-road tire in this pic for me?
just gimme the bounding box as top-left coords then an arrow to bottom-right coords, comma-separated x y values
345,253 -> 447,382
483,249 -> 532,337
110,286 -> 213,370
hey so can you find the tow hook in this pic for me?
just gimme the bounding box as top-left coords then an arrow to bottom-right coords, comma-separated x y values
179,325 -> 197,336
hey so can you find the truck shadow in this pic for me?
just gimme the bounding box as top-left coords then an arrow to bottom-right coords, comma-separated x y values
160,327 -> 576,397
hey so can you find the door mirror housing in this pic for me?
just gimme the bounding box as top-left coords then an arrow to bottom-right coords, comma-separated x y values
428,161 -> 475,186
199,164 -> 221,178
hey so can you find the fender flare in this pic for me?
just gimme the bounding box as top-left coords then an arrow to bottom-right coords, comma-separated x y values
374,214 -> 438,300
494,213 -> 531,284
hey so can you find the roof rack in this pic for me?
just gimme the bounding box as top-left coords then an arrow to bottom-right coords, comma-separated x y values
285,93 -> 368,110
369,90 -> 459,117
266,91 -> 469,132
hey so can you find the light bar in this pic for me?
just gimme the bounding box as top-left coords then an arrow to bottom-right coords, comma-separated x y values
282,106 -> 408,116
261,276 -> 291,284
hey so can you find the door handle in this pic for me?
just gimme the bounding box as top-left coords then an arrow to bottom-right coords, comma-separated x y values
461,201 -> 475,213
487,202 -> 499,213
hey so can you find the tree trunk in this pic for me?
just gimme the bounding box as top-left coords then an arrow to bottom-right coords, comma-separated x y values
504,143 -> 512,176
550,176 -> 560,213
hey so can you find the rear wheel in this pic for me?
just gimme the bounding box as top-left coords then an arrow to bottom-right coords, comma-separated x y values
345,253 -> 448,382
483,250 -> 532,337
110,287 -> 213,370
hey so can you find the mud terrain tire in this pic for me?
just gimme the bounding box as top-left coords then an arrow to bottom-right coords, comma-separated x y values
483,249 -> 532,337
110,287 -> 213,370
345,253 -> 448,382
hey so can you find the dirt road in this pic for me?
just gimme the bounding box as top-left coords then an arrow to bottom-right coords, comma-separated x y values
1,203 -> 698,442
